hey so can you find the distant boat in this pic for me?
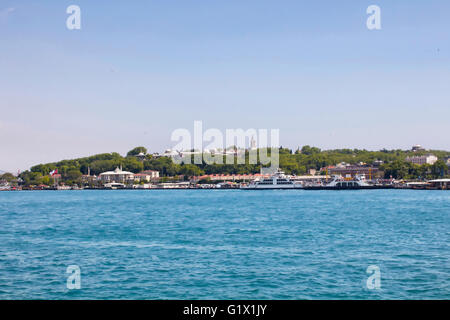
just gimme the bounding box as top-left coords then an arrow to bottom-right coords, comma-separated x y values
104,182 -> 126,190
216,182 -> 234,189
0,182 -> 11,191
304,175 -> 391,190
56,185 -> 72,190
240,170 -> 303,190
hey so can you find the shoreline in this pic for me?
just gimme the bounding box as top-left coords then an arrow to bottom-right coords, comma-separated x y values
1,187 -> 448,192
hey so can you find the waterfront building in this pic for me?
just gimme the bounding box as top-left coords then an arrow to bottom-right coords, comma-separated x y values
323,164 -> 380,179
99,167 -> 134,183
81,166 -> 97,184
141,170 -> 159,178
405,154 -> 438,165
81,174 -> 97,184
192,173 -> 270,182
134,170 -> 160,182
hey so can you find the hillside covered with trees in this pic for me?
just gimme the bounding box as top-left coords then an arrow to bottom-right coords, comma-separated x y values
12,146 -> 450,186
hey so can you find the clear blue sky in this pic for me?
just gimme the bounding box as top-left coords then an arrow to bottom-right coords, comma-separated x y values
0,0 -> 449,172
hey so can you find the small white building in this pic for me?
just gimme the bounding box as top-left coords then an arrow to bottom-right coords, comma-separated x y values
140,170 -> 159,178
99,167 -> 134,183
405,154 -> 438,165
411,145 -> 425,152
136,152 -> 147,161
162,149 -> 180,157
134,170 -> 159,182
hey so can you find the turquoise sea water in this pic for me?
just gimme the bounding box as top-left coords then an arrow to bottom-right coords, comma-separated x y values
0,190 -> 448,300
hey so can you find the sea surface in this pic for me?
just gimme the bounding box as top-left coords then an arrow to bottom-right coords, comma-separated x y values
0,190 -> 448,299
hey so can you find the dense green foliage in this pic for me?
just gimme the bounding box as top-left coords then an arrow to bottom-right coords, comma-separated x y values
381,160 -> 448,180
17,146 -> 450,185
0,172 -> 17,182
126,146 -> 147,157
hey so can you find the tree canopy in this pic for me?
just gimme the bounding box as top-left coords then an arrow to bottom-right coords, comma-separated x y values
18,146 -> 450,186
127,147 -> 147,157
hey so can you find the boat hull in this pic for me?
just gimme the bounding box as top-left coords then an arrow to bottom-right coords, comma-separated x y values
240,185 -> 303,190
303,185 -> 393,190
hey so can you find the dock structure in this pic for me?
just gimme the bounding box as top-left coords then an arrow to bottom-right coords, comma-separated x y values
428,179 -> 450,190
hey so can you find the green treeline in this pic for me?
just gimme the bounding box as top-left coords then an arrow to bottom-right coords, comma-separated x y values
14,146 -> 450,186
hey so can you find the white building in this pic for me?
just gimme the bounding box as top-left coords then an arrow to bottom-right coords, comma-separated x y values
134,170 -> 159,182
162,149 -> 181,157
336,162 -> 349,168
99,167 -> 134,183
136,152 -> 147,161
411,145 -> 425,152
405,154 -> 438,165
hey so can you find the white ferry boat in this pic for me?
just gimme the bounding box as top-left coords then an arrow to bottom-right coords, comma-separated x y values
0,182 -> 11,191
104,182 -> 126,190
304,175 -> 389,190
56,185 -> 72,190
240,170 -> 303,190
